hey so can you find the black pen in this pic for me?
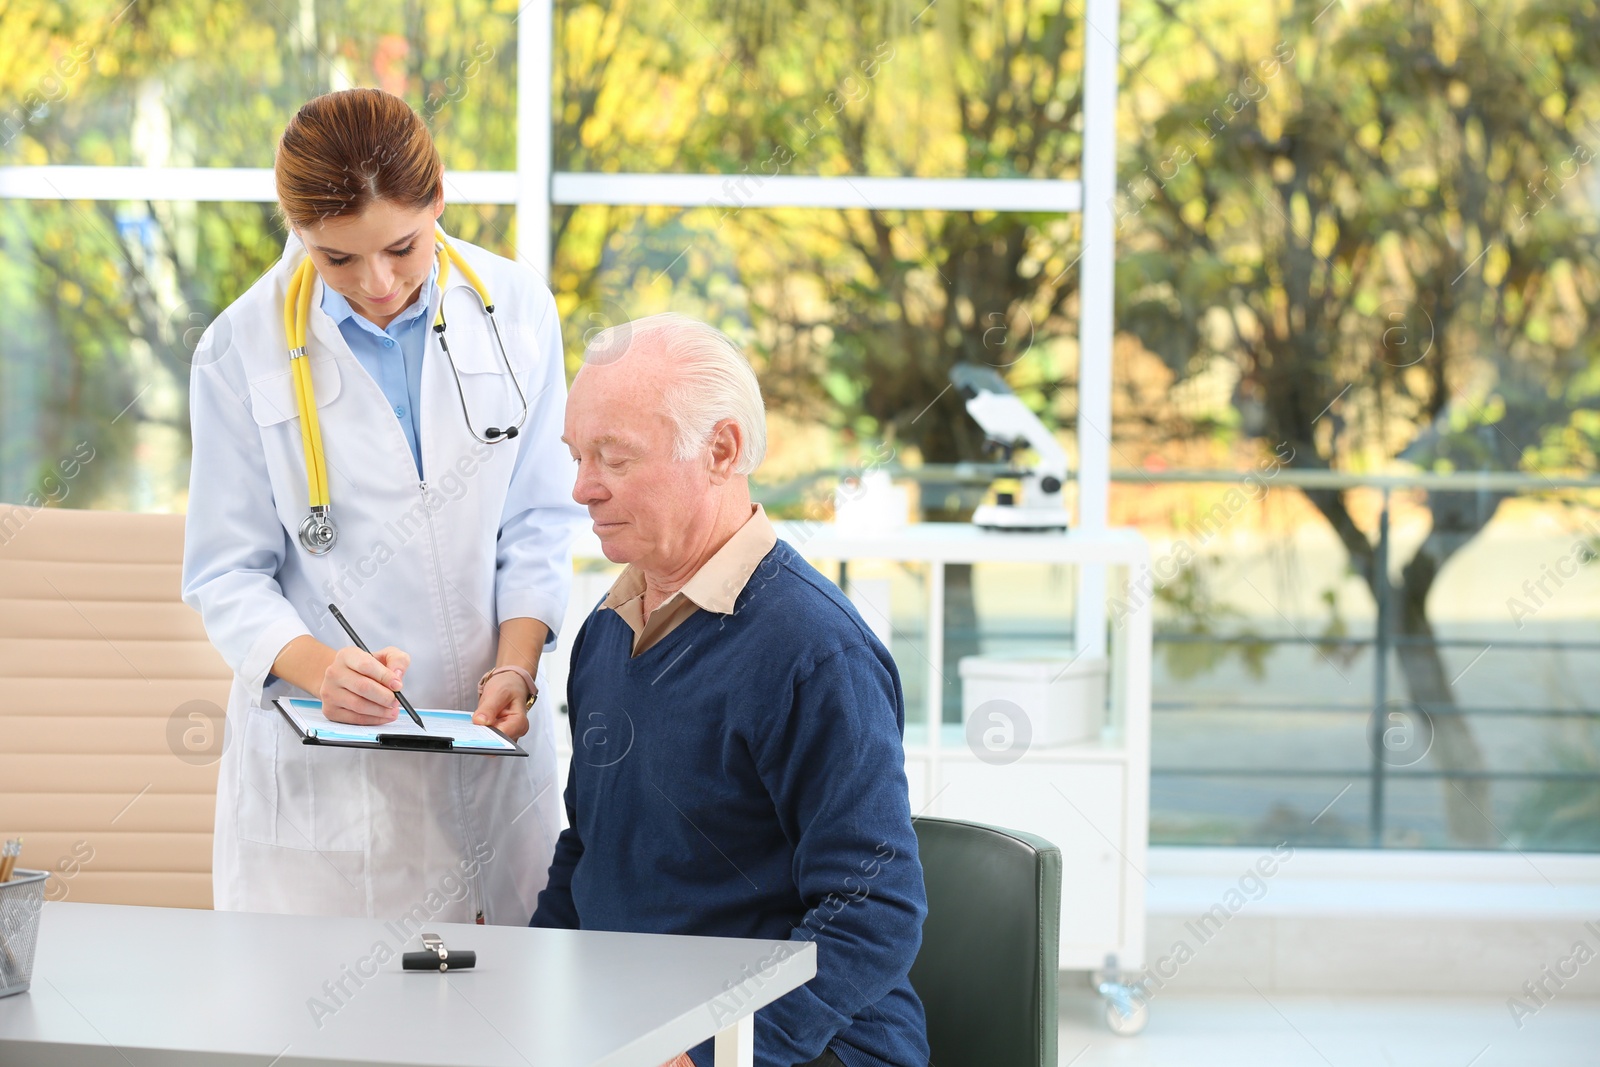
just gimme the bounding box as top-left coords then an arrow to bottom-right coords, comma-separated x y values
327,603 -> 427,730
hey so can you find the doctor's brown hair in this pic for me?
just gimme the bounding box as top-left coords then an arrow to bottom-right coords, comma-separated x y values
274,88 -> 442,229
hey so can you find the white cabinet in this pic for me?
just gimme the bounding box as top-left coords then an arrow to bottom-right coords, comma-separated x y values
933,757 -> 1130,967
770,522 -> 1154,979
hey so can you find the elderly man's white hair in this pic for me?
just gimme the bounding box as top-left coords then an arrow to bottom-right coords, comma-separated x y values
586,312 -> 767,475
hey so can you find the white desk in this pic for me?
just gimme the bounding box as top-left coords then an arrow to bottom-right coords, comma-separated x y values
0,902 -> 816,1067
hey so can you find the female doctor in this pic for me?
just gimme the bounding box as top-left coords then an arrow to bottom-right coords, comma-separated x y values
181,88 -> 583,923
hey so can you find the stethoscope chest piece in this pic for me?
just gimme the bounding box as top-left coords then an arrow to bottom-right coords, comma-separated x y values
298,508 -> 338,555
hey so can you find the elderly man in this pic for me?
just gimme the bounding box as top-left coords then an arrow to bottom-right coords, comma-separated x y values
533,313 -> 929,1067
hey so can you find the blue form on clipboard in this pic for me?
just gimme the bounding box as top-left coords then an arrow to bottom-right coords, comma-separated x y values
273,697 -> 525,755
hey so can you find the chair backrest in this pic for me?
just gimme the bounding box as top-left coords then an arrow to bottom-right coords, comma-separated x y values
0,505 -> 228,909
909,815 -> 1061,1067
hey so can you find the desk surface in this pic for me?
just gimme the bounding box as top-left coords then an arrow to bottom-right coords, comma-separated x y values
0,902 -> 815,1067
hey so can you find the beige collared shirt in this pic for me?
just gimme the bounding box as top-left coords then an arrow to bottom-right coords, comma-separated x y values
601,504 -> 778,656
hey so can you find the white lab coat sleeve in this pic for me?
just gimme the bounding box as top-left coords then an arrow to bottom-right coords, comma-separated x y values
181,349 -> 312,707
494,287 -> 584,650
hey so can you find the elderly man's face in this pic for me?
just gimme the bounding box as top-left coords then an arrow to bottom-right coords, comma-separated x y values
562,354 -> 712,568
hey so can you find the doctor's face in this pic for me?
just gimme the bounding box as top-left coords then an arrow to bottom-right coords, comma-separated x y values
293,196 -> 444,325
563,353 -> 718,571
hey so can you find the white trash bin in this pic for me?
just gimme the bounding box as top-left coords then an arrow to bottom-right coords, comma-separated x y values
958,654 -> 1108,747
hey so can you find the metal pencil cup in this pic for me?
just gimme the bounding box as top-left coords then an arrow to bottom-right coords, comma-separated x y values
0,870 -> 47,997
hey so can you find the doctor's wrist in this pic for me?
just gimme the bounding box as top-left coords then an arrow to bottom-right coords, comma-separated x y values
271,635 -> 338,696
479,665 -> 538,708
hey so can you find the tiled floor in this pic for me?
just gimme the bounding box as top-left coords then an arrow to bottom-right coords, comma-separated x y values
1057,992 -> 1600,1066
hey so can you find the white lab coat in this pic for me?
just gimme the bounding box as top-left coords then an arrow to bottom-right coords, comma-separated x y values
181,228 -> 584,924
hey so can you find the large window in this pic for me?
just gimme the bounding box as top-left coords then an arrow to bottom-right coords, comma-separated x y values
4,0 -> 1595,852
1109,0 -> 1600,850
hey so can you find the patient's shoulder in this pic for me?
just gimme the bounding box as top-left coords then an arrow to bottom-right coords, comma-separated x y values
734,540 -> 885,662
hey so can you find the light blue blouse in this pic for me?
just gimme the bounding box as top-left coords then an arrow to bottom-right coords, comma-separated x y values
319,259 -> 439,478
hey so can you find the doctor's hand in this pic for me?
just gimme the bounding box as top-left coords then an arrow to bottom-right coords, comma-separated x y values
472,672 -> 532,741
320,645 -> 411,725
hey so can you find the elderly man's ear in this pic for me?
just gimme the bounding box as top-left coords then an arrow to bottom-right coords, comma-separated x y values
706,418 -> 745,484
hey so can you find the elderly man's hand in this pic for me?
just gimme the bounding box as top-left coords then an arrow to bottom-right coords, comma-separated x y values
472,672 -> 533,740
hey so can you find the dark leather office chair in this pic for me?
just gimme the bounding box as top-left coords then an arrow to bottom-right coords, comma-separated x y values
908,816 -> 1061,1067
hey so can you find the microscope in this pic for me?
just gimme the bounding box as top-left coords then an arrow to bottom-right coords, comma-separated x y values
949,364 -> 1072,531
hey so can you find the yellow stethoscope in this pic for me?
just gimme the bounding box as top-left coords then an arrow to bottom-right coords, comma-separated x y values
284,228 -> 529,555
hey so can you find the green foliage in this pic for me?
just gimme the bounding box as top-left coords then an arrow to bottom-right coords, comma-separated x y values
552,0 -> 1085,467
1116,0 -> 1600,476
4,0 -> 1594,494
3,0 -> 1597,848
1151,555 -> 1272,681
0,0 -> 523,507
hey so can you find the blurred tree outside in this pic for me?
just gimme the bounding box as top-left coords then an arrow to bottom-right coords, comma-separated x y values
1116,0 -> 1600,844
550,0 -> 1600,846
0,0 -> 521,509
552,0 -> 1087,720
2,0 -> 1597,846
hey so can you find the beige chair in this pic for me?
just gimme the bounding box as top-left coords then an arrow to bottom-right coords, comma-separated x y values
0,505 -> 228,908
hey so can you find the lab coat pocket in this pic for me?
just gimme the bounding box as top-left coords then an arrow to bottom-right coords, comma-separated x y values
247,354 -> 343,427
235,705 -> 281,847
238,704 -> 371,853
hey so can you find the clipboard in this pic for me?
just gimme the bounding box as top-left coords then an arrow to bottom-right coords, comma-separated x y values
271,697 -> 527,756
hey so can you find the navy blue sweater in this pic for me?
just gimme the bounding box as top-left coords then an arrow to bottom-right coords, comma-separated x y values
531,539 -> 929,1067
